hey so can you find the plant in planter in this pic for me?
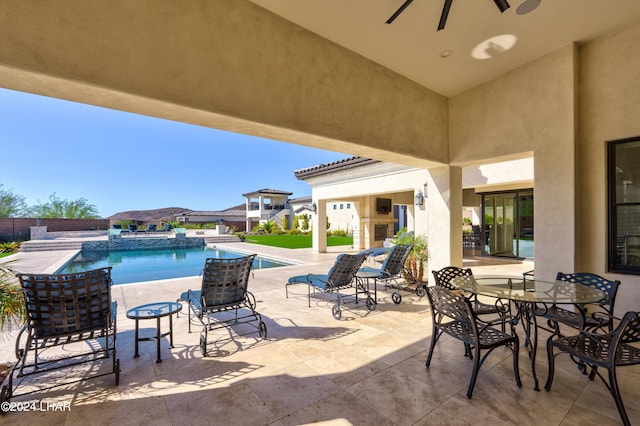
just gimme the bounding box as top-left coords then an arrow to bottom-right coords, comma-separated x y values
0,260 -> 25,330
392,228 -> 428,283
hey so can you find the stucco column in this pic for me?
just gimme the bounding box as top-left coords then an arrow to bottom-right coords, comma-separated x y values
533,150 -> 575,280
312,199 -> 327,253
245,198 -> 251,232
427,166 -> 463,277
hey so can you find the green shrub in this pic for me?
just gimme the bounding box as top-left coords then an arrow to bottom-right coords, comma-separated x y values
0,242 -> 20,254
0,261 -> 25,328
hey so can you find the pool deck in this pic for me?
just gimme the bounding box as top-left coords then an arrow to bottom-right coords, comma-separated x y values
1,243 -> 639,425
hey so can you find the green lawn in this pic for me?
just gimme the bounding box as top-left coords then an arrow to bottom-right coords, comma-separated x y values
244,234 -> 353,249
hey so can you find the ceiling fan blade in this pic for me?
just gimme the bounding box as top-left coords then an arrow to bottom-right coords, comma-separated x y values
493,0 -> 511,13
385,0 -> 415,24
437,0 -> 454,31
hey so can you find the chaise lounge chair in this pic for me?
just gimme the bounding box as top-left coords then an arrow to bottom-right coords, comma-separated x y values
1,268 -> 119,406
359,244 -> 420,304
285,252 -> 370,320
178,254 -> 266,356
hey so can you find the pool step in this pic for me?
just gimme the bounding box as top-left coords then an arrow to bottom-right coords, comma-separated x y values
19,240 -> 84,252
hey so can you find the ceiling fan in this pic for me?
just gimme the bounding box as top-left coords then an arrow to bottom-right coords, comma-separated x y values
386,0 -> 511,31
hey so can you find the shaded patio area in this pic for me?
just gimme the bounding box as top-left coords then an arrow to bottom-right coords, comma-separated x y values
1,244 -> 638,425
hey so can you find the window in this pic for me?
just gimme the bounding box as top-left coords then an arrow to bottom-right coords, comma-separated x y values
340,204 -> 344,209
608,136 -> 640,274
333,205 -> 337,210
347,203 -> 351,209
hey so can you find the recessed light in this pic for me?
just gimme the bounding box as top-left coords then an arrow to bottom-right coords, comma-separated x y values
440,50 -> 453,58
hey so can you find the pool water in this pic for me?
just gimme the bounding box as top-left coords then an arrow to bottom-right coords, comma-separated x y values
56,246 -> 291,285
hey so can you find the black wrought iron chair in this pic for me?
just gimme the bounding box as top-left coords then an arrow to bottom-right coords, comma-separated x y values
286,252 -> 369,320
431,266 -> 508,318
537,272 -> 620,337
1,267 -> 119,406
425,286 -> 521,398
545,311 -> 640,426
359,244 -> 421,304
179,254 -> 266,356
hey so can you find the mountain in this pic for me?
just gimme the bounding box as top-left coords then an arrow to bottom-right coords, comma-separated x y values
106,207 -> 192,222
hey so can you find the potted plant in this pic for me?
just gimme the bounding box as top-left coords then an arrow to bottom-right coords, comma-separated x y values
392,228 -> 428,283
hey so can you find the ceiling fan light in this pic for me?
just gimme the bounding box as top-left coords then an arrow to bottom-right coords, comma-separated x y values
493,0 -> 511,13
516,0 -> 541,15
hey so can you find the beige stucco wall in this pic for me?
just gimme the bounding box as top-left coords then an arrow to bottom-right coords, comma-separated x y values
0,0 -> 448,168
578,23 -> 640,314
450,45 -> 577,281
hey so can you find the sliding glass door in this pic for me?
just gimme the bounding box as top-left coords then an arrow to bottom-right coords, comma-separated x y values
482,190 -> 534,259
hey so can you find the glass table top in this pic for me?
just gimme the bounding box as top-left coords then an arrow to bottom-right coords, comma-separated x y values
126,302 -> 182,319
451,275 -> 606,304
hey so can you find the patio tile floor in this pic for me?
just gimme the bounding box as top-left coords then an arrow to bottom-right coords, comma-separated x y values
1,243 -> 638,425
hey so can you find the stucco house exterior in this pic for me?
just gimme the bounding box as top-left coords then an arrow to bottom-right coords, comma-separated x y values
296,156 -> 534,257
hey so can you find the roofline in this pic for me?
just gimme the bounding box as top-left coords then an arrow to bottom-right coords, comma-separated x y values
294,156 -> 380,180
241,188 -> 293,197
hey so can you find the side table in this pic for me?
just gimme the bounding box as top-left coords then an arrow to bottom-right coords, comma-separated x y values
355,270 -> 380,302
126,302 -> 182,363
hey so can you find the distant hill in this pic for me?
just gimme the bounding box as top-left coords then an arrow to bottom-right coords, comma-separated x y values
107,207 -> 192,222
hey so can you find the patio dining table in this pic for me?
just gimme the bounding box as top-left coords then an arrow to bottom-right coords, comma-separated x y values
451,275 -> 606,391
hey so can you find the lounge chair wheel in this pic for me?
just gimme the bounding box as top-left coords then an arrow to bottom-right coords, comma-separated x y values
332,304 -> 342,320
200,334 -> 208,357
416,285 -> 426,298
258,321 -> 267,339
392,292 -> 402,304
366,297 -> 376,311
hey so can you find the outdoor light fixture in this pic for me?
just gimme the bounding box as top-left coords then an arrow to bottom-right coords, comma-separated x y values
311,203 -> 317,214
415,191 -> 424,206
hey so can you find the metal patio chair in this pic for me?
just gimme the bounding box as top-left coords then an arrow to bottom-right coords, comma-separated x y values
432,266 -> 508,318
179,254 -> 266,356
286,252 -> 370,320
425,286 -> 521,398
537,272 -> 620,337
1,267 -> 119,407
545,311 -> 640,426
359,244 -> 422,304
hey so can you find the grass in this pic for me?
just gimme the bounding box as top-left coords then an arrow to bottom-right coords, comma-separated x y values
244,234 -> 353,249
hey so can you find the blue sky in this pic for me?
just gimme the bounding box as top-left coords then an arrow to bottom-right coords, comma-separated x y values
0,88 -> 351,218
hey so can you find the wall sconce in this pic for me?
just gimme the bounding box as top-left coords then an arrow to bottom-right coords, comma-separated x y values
415,191 -> 424,206
311,203 -> 317,214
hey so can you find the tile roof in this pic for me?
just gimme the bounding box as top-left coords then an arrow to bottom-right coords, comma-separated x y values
294,156 -> 379,180
241,188 -> 293,197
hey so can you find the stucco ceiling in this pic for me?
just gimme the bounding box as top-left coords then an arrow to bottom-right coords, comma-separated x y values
252,0 -> 640,97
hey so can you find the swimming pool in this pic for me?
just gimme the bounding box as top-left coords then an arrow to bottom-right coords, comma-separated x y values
56,246 -> 292,285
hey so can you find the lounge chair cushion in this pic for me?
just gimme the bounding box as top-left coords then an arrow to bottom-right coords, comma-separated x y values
288,274 -> 331,290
